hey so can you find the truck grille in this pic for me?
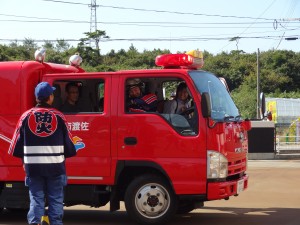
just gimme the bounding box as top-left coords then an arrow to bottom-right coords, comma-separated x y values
228,157 -> 247,176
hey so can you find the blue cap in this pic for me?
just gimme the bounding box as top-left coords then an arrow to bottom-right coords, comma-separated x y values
35,82 -> 56,100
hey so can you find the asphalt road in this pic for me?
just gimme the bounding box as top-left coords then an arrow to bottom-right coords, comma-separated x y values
1,160 -> 300,225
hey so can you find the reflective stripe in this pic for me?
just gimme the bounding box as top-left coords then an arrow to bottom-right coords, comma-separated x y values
24,146 -> 64,154
24,146 -> 65,164
68,176 -> 103,180
24,155 -> 65,164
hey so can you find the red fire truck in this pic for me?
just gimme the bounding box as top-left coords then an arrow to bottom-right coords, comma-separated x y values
0,49 -> 250,224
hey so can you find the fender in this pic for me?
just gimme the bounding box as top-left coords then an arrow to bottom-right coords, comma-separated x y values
115,160 -> 172,185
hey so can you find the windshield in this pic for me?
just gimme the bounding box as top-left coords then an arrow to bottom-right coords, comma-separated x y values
189,70 -> 240,122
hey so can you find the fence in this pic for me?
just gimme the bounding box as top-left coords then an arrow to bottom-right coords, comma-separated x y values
275,123 -> 300,155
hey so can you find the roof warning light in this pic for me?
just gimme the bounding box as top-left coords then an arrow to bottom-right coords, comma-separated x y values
155,50 -> 204,69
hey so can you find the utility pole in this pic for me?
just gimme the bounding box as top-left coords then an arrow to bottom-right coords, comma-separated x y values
89,0 -> 99,49
256,48 -> 261,119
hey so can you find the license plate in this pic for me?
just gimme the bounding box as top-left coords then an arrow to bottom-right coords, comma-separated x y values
237,179 -> 244,194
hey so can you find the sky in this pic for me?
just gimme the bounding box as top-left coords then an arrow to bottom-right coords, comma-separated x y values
1,0 -> 300,55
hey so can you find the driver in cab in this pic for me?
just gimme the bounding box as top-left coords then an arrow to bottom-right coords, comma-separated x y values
163,82 -> 191,114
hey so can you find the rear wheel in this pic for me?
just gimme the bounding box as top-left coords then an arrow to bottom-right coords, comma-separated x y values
124,174 -> 177,224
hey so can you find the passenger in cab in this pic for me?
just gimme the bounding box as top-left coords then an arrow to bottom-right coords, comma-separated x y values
126,78 -> 158,112
60,82 -> 82,113
163,82 -> 191,114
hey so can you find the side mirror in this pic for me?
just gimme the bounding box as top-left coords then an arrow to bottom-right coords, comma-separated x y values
219,77 -> 230,93
201,92 -> 211,118
259,92 -> 266,119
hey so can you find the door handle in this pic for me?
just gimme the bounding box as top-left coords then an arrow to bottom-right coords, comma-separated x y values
124,137 -> 137,145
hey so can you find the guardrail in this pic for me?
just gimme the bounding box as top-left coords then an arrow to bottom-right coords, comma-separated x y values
276,136 -> 300,155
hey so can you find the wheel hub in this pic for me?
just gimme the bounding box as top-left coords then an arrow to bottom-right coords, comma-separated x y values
135,183 -> 170,218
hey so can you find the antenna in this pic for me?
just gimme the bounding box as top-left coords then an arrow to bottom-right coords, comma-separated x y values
88,0 -> 99,49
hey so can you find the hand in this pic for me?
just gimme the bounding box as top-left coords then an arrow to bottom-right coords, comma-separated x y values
132,98 -> 144,105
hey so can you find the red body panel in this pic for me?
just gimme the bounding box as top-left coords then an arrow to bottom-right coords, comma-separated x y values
207,122 -> 248,176
0,61 -> 87,178
0,60 -> 249,203
207,175 -> 249,200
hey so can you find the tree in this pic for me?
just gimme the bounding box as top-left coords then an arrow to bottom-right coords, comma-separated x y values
231,75 -> 257,119
80,30 -> 109,55
56,39 -> 70,52
0,45 -> 10,61
23,38 -> 37,51
43,40 -> 54,50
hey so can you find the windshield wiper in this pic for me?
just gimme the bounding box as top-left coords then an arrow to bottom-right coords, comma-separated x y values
223,114 -> 242,122
235,115 -> 242,122
224,115 -> 234,122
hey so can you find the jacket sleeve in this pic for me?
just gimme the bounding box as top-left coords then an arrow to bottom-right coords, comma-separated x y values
8,115 -> 26,158
63,124 -> 77,158
141,93 -> 158,112
58,115 -> 77,158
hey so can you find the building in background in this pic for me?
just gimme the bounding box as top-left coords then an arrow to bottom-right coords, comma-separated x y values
266,98 -> 300,125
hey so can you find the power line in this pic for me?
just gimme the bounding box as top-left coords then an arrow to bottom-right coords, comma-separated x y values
268,0 -> 299,49
42,0 -> 275,21
1,12 -> 298,29
2,18 -> 299,30
42,0 -> 87,6
0,17 -> 299,29
0,35 -> 298,43
3,18 -> 299,29
2,12 -> 299,25
0,1 -> 297,50
275,32 -> 286,49
0,13 -> 80,22
219,0 -> 278,51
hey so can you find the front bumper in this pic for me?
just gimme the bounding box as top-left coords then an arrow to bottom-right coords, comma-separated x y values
207,174 -> 248,200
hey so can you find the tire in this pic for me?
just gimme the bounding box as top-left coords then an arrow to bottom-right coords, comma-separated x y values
124,174 -> 177,225
176,201 -> 195,214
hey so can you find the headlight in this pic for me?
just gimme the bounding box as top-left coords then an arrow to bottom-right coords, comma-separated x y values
207,150 -> 228,179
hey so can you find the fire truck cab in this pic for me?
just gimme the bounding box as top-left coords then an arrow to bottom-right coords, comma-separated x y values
0,50 -> 250,224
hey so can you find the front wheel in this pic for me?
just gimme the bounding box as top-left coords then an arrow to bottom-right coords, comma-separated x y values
124,174 -> 177,225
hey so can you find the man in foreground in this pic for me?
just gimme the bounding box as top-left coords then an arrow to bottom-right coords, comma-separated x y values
8,82 -> 77,225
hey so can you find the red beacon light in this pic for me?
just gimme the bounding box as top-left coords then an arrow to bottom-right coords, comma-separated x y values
155,50 -> 204,69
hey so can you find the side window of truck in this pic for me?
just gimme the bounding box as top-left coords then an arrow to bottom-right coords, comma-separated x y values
53,79 -> 105,114
125,77 -> 198,136
162,80 -> 198,136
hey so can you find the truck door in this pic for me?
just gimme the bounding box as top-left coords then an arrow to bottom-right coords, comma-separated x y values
43,74 -> 111,182
116,73 -> 207,194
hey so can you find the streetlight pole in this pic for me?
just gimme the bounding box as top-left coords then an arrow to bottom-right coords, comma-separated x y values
257,48 -> 261,119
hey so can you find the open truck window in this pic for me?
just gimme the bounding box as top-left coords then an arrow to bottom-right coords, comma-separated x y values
53,79 -> 105,114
